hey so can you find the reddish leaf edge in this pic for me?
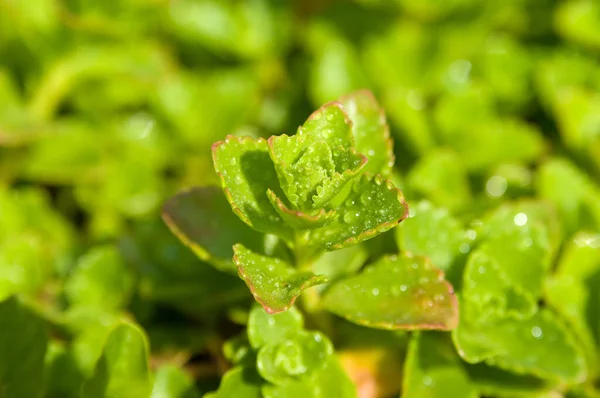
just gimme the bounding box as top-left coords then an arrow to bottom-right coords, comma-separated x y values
338,89 -> 396,175
328,173 -> 410,251
233,244 -> 329,314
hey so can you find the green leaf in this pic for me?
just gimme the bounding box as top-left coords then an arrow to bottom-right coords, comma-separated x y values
150,365 -> 200,398
267,107 -> 366,209
0,297 -> 48,398
204,367 -> 262,398
233,244 -> 328,314
466,363 -> 556,398
538,158 -> 600,234
403,332 -> 477,398
339,89 -> 394,175
247,305 -> 303,349
546,232 -> 600,371
453,303 -> 587,383
312,244 -> 368,280
261,357 -> 356,398
256,331 -> 333,385
64,245 -> 134,312
82,322 -> 152,398
323,254 -> 458,330
309,174 -> 409,250
406,149 -> 471,212
266,189 -> 336,230
223,334 -> 255,367
396,201 -> 469,271
462,250 -> 537,323
299,102 -> 354,149
43,342 -> 83,398
162,186 -> 263,272
212,135 -> 292,240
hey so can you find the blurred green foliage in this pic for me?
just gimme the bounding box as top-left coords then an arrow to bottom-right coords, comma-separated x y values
1,0 -> 600,397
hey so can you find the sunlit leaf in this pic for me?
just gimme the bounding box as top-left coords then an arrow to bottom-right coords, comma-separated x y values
323,254 -> 458,330
233,244 -> 328,314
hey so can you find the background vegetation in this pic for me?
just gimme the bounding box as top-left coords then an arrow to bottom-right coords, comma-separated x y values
1,0 -> 600,397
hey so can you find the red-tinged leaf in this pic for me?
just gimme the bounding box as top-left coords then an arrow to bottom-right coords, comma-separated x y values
162,186 -> 263,272
212,135 -> 293,241
322,254 -> 458,330
266,189 -> 337,230
339,89 -> 395,175
233,244 -> 328,314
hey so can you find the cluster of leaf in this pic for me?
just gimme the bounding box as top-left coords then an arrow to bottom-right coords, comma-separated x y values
2,0 -> 600,397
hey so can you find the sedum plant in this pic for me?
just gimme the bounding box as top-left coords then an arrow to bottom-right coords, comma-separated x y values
163,91 -> 459,395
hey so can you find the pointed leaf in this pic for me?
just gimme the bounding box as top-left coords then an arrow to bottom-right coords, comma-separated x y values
247,305 -> 304,349
267,190 -> 336,230
204,367 -> 262,398
162,186 -> 263,272
309,174 -> 409,250
322,254 -> 458,330
233,244 -> 328,314
396,201 -> 469,271
257,331 -> 333,385
0,297 -> 48,398
82,322 -> 152,398
339,89 -> 394,175
212,135 -> 292,240
403,332 -> 477,398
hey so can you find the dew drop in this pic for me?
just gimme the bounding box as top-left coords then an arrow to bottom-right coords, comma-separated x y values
326,113 -> 334,121
423,375 -> 433,386
360,192 -> 372,205
372,288 -> 380,296
400,285 -> 408,292
531,326 -> 543,339
345,199 -> 356,207
478,265 -> 486,274
343,212 -> 360,223
459,243 -> 471,254
514,212 -> 528,226
268,318 -> 276,326
486,175 -> 507,197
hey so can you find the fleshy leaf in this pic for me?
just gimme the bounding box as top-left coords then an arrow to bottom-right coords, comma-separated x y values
453,304 -> 587,383
0,298 -> 48,398
64,245 -> 134,312
150,365 -> 201,398
212,135 -> 292,240
339,89 -> 394,175
262,357 -> 356,398
312,244 -> 369,280
322,254 -> 458,330
462,250 -> 537,323
247,305 -> 303,349
309,174 -> 409,250
267,189 -> 336,230
233,244 -> 328,314
396,201 -> 469,271
406,149 -> 472,212
268,135 -> 336,209
545,232 -> 600,371
403,332 -> 477,398
204,367 -> 262,398
299,101 -> 354,149
162,186 -> 263,272
82,322 -> 152,398
466,363 -> 556,398
256,331 -> 333,385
